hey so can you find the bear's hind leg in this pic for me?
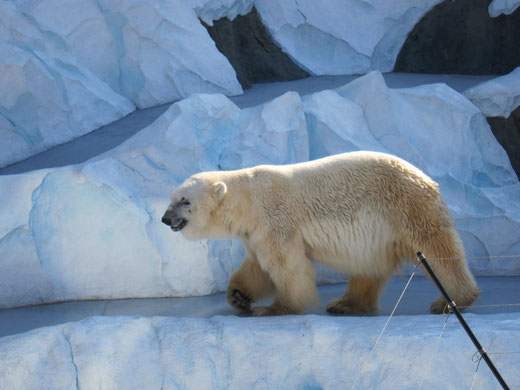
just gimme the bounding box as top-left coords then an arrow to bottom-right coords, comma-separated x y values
327,276 -> 389,315
419,228 -> 480,314
227,257 -> 276,313
423,256 -> 480,314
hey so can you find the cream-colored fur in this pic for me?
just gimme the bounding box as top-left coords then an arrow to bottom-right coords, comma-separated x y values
163,151 -> 479,316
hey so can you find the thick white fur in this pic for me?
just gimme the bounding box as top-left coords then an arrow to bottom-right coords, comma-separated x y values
166,151 -> 479,316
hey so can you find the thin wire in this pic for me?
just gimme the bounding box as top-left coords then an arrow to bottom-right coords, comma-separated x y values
417,313 -> 451,390
425,255 -> 520,261
469,354 -> 483,390
459,303 -> 520,309
350,270 -> 416,390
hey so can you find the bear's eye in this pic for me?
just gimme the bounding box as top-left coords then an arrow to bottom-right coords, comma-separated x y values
180,197 -> 190,206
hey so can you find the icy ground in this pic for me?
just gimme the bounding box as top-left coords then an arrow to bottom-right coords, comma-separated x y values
2,276 -> 519,339
1,305 -> 519,389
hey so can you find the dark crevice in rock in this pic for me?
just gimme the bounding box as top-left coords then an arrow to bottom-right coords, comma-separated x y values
394,0 -> 520,75
487,106 -> 520,177
202,7 -> 310,89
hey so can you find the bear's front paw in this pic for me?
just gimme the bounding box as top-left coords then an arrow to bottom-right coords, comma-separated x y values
228,289 -> 252,313
252,304 -> 299,316
326,299 -> 376,315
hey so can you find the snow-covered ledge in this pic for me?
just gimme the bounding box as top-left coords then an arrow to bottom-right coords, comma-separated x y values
0,314 -> 518,389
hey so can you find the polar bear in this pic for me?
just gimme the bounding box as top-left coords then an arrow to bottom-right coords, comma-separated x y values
162,151 -> 479,316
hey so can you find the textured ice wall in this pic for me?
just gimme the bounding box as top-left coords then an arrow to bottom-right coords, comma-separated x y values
0,314 -> 519,389
0,0 -> 242,167
463,67 -> 520,118
254,0 -> 444,75
3,0 -> 489,168
0,1 -> 135,168
9,0 -> 242,108
0,72 -> 519,308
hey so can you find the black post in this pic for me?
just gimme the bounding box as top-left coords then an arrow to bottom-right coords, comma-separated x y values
416,252 -> 510,390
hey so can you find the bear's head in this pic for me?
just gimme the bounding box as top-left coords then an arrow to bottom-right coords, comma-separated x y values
162,173 -> 228,240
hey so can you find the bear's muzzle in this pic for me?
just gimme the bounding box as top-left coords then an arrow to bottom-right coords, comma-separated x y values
162,212 -> 187,231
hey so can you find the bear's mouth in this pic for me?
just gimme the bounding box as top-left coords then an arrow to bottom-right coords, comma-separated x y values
171,218 -> 187,232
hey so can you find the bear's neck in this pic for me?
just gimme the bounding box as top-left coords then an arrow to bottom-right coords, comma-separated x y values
214,171 -> 257,238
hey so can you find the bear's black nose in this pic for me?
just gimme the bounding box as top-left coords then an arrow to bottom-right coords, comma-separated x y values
162,216 -> 171,226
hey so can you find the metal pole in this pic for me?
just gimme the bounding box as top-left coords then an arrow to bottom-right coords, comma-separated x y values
416,252 -> 510,390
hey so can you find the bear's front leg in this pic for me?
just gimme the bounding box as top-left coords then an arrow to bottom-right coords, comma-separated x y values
253,241 -> 318,316
326,275 -> 388,315
226,256 -> 276,314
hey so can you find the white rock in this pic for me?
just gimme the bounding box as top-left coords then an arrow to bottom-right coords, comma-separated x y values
302,89 -> 386,159
463,67 -> 520,118
0,1 -> 136,168
255,0 -> 443,75
188,0 -> 254,25
488,0 -> 520,16
335,72 -> 517,185
0,314 -> 519,389
12,0 -> 243,109
0,0 -> 244,167
0,327 -> 77,389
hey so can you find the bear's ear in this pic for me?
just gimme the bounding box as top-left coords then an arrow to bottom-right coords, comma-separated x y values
211,182 -> 227,198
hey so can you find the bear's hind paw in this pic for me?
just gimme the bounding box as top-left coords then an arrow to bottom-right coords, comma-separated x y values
229,289 -> 252,312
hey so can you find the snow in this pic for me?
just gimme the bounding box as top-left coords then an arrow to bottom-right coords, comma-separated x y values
488,0 -> 520,16
463,67 -> 520,118
254,0 -> 443,75
0,71 -> 519,309
0,313 -> 518,389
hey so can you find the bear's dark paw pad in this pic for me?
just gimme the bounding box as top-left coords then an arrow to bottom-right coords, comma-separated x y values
230,289 -> 251,312
326,300 -> 373,316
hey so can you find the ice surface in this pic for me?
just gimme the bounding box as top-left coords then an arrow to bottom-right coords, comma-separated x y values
254,0 -> 443,75
0,314 -> 518,389
0,72 -> 519,308
463,67 -> 520,118
488,0 -> 520,16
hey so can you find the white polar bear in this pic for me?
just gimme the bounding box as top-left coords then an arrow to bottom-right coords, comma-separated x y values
162,151 -> 479,316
